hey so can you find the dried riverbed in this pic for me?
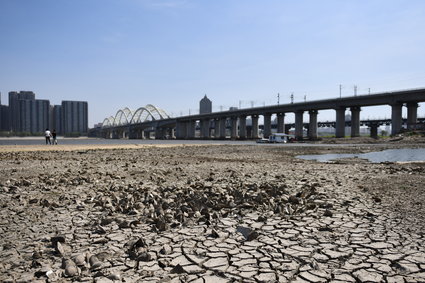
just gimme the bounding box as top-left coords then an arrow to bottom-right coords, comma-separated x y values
0,143 -> 424,282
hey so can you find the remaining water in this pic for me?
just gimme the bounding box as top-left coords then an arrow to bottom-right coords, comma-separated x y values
298,148 -> 425,163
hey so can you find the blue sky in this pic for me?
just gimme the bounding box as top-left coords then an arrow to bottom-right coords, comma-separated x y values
1,0 -> 425,126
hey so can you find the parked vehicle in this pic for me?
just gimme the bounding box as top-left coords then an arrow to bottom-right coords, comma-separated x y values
256,138 -> 269,143
257,133 -> 295,143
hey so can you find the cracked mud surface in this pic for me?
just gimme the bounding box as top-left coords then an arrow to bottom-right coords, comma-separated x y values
0,144 -> 424,282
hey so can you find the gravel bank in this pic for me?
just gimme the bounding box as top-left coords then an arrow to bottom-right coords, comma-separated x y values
0,144 -> 424,282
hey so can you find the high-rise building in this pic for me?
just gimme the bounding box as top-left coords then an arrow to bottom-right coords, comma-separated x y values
0,93 -> 7,131
200,95 -> 212,114
4,90 -> 88,135
9,91 -> 37,132
52,105 -> 62,134
22,99 -> 50,133
61,101 -> 88,135
8,91 -> 50,133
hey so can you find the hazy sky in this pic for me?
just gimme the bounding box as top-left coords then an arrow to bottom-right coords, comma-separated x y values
1,0 -> 425,126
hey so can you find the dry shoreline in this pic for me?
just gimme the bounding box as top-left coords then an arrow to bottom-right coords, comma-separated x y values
0,144 -> 193,153
1,141 -> 424,282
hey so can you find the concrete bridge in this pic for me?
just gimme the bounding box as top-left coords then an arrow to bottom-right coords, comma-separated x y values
92,88 -> 425,139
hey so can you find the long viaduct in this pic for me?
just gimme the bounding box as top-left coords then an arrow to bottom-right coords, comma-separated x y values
93,88 -> 425,140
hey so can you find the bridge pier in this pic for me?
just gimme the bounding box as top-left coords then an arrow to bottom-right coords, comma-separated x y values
187,120 -> 196,139
335,107 -> 346,138
369,123 -> 379,139
200,119 -> 210,139
407,102 -> 419,130
155,128 -> 164,139
231,117 -> 238,139
277,113 -> 285,133
138,129 -> 145,139
175,121 -> 186,139
219,118 -> 227,139
295,110 -> 304,140
251,115 -> 259,139
391,103 -> 403,136
213,118 -> 220,139
308,110 -> 318,140
239,115 -> 247,139
263,114 -> 272,138
350,107 -> 361,137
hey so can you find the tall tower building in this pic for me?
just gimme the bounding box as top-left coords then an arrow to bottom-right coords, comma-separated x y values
0,93 -> 9,131
61,101 -> 88,135
8,91 -> 50,133
18,99 -> 49,133
52,105 -> 62,134
0,92 -> 2,130
9,91 -> 36,132
199,95 -> 212,114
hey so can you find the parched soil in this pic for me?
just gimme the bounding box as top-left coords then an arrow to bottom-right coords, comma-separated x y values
0,144 -> 424,283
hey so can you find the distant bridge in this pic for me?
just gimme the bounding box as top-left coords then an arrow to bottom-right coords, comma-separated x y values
90,88 -> 425,139
101,104 -> 170,128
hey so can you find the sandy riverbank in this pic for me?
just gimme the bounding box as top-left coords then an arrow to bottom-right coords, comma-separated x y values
0,143 -> 192,153
1,143 -> 424,282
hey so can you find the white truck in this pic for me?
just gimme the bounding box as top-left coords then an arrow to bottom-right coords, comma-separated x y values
268,133 -> 295,143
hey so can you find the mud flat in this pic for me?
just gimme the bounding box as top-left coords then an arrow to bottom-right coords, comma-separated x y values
0,143 -> 424,282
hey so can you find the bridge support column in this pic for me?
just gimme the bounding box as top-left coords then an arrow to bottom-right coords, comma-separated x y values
165,128 -> 172,139
231,117 -> 238,139
144,131 -> 151,139
391,103 -> 403,136
219,118 -> 227,139
350,107 -> 361,137
295,111 -> 304,140
407,102 -> 419,130
308,110 -> 318,140
239,115 -> 247,139
263,113 -> 272,138
139,129 -> 145,139
188,120 -> 196,139
214,119 -> 220,139
277,113 -> 285,133
370,123 -> 379,139
155,128 -> 164,139
335,107 -> 346,138
182,122 -> 189,139
175,121 -> 186,139
201,119 -> 210,139
251,115 -> 259,139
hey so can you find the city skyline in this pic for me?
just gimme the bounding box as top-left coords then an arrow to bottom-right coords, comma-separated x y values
0,91 -> 88,135
1,0 -> 425,127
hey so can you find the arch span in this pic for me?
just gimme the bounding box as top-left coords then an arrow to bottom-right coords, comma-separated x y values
114,108 -> 134,126
101,105 -> 170,128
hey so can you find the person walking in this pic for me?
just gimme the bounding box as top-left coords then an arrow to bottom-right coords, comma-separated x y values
52,129 -> 58,145
45,128 -> 52,145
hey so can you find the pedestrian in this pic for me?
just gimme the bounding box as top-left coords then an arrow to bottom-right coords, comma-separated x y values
45,128 -> 52,145
52,129 -> 58,145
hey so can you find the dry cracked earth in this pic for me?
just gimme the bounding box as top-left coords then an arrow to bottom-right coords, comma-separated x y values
0,144 -> 424,283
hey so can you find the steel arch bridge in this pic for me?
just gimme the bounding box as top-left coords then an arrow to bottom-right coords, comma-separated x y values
101,105 -> 170,128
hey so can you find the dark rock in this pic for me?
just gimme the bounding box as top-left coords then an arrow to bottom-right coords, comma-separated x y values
171,264 -> 186,274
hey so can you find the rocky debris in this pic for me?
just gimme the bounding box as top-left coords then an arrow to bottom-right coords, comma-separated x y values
0,144 -> 424,282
